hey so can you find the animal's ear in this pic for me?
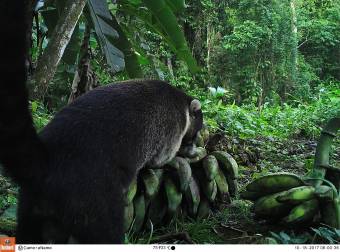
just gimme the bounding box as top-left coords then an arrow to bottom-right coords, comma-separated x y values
190,99 -> 201,113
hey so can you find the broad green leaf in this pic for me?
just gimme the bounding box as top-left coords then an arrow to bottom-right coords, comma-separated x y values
165,0 -> 186,14
141,0 -> 199,73
87,0 -> 125,73
98,14 -> 143,78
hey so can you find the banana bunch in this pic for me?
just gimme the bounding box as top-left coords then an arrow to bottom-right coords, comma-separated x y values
316,185 -> 340,229
122,129 -> 240,233
241,173 -> 340,227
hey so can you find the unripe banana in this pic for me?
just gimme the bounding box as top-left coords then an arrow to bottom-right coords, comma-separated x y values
254,191 -> 294,218
202,155 -> 219,181
167,157 -> 192,192
226,176 -> 238,197
164,176 -> 183,214
211,151 -> 238,179
132,194 -> 146,233
125,179 -> 137,205
142,169 -> 160,198
246,173 -> 305,194
124,202 -> 134,232
240,190 -> 266,201
187,147 -> 207,163
184,177 -> 201,217
202,179 -> 218,202
282,199 -> 319,225
197,197 -> 211,219
276,186 -> 316,204
215,166 -> 230,203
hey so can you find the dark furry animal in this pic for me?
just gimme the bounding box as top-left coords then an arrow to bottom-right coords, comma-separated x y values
0,0 -> 203,244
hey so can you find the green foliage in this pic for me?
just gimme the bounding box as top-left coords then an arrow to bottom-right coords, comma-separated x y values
0,195 -> 17,211
311,227 -> 340,244
192,83 -> 340,139
270,227 -> 340,244
30,101 -> 52,131
86,0 -> 125,73
269,231 -> 310,244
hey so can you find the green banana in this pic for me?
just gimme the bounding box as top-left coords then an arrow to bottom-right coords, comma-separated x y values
246,173 -> 305,194
254,191 -> 294,218
164,176 -> 183,214
132,194 -> 146,233
240,190 -> 266,201
167,157 -> 192,192
187,147 -> 207,163
184,177 -> 201,217
202,155 -> 219,181
202,179 -> 218,202
226,176 -> 238,197
142,169 -> 160,198
197,197 -> 211,219
215,166 -> 230,203
282,199 -> 319,225
153,169 -> 164,181
123,202 -> 134,232
276,186 -> 316,204
125,179 -> 137,204
211,151 -> 238,179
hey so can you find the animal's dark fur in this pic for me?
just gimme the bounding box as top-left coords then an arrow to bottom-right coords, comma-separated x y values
0,0 -> 203,244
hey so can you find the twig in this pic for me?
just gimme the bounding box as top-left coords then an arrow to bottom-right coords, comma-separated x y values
146,220 -> 154,244
220,223 -> 246,234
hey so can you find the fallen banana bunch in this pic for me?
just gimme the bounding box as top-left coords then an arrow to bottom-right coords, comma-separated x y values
122,129 -> 240,234
241,173 -> 340,228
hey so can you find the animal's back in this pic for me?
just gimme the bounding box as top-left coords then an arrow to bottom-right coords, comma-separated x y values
39,80 -> 190,176
27,80 -> 191,243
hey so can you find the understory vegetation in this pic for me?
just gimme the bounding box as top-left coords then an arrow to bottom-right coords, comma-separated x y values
1,0 -> 340,244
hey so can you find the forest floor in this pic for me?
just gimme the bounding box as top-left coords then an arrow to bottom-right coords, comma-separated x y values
0,134 -> 339,243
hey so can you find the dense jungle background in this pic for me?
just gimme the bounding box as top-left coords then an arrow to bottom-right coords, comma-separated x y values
0,0 -> 339,244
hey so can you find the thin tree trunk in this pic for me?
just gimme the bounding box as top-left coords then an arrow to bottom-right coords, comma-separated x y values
68,25 -> 99,104
206,23 -> 214,75
167,55 -> 175,82
290,0 -> 298,87
34,0 -> 87,100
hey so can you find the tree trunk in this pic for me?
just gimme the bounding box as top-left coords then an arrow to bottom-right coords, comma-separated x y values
206,23 -> 215,76
33,0 -> 87,100
68,25 -> 98,104
25,0 -> 35,74
290,0 -> 298,88
167,55 -> 175,82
